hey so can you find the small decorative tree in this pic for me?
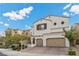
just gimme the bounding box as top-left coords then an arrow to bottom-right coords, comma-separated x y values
63,27 -> 78,47
5,28 -> 31,49
63,27 -> 78,55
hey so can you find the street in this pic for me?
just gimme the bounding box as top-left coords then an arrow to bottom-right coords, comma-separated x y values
0,52 -> 7,56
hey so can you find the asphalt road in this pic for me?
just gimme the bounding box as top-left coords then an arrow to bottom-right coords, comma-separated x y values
0,52 -> 7,56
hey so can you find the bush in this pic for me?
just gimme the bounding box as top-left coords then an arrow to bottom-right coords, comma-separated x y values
22,45 -> 25,49
11,45 -> 17,50
11,43 -> 27,51
11,44 -> 19,50
16,47 -> 21,51
68,48 -> 76,56
76,40 -> 79,44
16,44 -> 21,51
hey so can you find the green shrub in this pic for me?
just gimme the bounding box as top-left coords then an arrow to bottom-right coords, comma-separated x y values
11,44 -> 19,50
11,44 -> 26,51
25,45 -> 27,48
22,45 -> 25,49
16,44 -> 21,51
76,40 -> 79,44
11,45 -> 17,50
68,48 -> 76,56
17,45 -> 25,50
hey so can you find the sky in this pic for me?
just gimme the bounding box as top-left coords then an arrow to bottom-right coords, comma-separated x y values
0,3 -> 79,36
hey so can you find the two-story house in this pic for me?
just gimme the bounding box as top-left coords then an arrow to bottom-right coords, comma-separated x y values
31,15 -> 70,47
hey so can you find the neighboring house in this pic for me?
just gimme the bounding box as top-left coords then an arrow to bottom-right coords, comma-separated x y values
5,29 -> 32,36
31,15 -> 70,47
22,30 -> 32,36
74,23 -> 79,31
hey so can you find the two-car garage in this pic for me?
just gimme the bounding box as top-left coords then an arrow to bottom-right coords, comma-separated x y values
46,38 -> 65,47
36,38 -> 65,47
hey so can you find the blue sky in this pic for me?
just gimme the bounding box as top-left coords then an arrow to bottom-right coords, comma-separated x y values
0,3 -> 79,35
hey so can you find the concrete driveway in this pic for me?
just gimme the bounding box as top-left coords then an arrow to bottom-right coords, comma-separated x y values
22,47 -> 69,56
0,52 -> 7,56
1,46 -> 79,56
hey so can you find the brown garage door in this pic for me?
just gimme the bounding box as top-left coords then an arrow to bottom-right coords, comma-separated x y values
46,38 -> 65,47
36,39 -> 43,47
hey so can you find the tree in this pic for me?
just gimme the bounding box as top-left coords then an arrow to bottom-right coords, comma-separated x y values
4,28 -> 31,49
5,28 -> 31,47
5,28 -> 12,37
63,27 -> 78,47
0,36 -> 5,46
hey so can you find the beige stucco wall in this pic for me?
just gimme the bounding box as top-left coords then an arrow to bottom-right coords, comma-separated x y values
32,16 -> 69,36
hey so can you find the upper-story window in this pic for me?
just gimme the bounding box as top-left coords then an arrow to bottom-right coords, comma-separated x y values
37,23 -> 47,30
15,31 -> 17,33
54,22 -> 57,25
61,21 -> 64,25
26,32 -> 28,35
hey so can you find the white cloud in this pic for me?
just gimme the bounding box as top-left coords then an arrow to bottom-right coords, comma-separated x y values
4,23 -> 9,27
69,5 -> 79,14
3,6 -> 33,20
3,11 -> 23,20
19,6 -> 33,17
63,4 -> 79,17
0,21 -> 9,27
0,21 -> 4,24
25,24 -> 31,29
63,12 -> 70,17
63,4 -> 72,10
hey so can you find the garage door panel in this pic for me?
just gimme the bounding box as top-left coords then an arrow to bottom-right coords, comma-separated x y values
46,38 -> 65,47
36,39 -> 43,47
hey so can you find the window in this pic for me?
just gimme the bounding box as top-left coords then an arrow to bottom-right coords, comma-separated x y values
37,23 -> 47,30
61,21 -> 64,24
26,32 -> 28,35
54,22 -> 57,25
33,38 -> 35,44
15,31 -> 17,33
